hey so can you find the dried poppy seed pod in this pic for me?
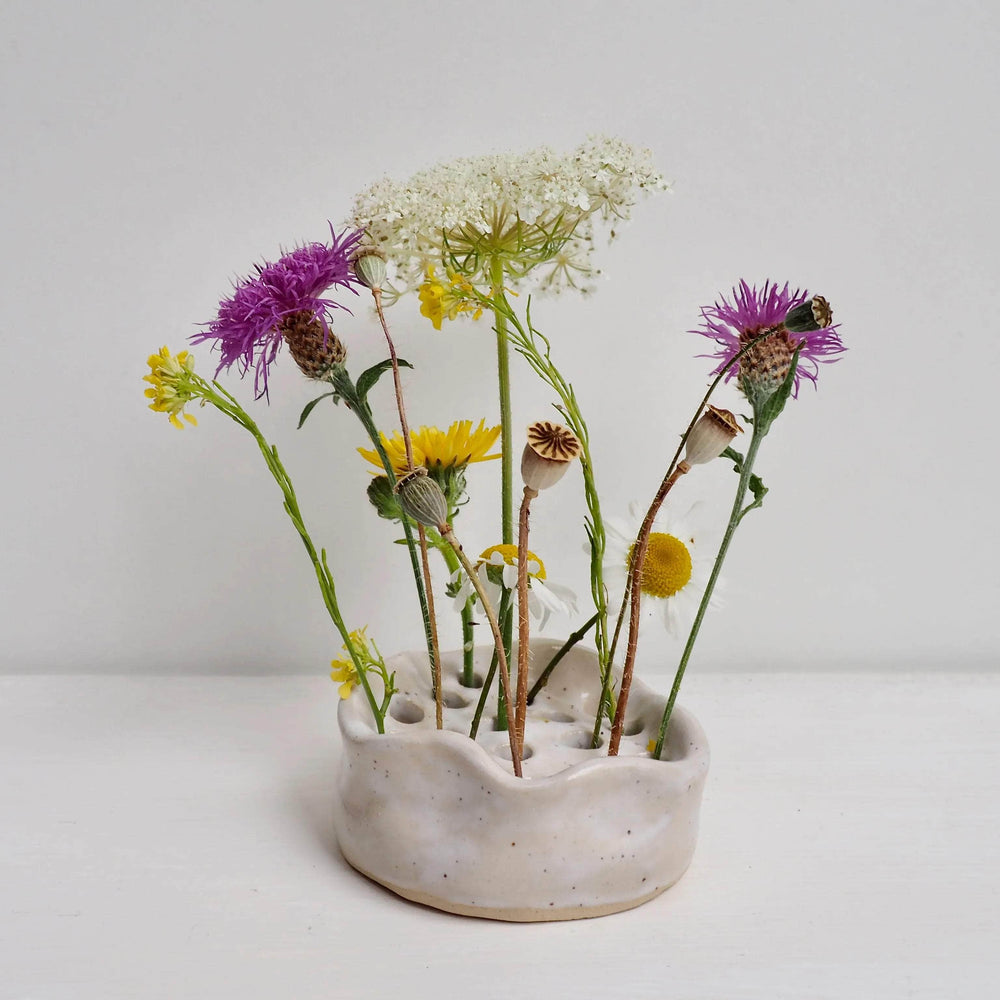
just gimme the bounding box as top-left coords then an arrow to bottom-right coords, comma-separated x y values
351,246 -> 388,291
784,295 -> 832,333
280,309 -> 346,379
683,405 -> 742,466
521,421 -> 582,492
394,469 -> 448,529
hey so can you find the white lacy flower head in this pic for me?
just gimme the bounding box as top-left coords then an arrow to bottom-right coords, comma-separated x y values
349,136 -> 668,298
603,502 -> 717,640
452,544 -> 577,629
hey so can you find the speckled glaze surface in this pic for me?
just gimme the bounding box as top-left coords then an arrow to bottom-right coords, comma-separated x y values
335,638 -> 709,921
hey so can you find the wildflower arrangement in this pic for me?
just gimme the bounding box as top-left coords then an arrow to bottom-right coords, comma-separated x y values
143,136 -> 844,777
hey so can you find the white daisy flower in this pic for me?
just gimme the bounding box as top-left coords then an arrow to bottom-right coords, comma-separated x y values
603,503 -> 716,639
452,544 -> 577,630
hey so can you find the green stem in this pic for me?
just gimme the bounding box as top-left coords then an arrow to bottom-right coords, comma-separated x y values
469,591 -> 512,738
490,258 -> 515,724
491,259 -> 514,551
436,539 -> 477,687
652,422 -> 767,758
487,297 -> 612,744
527,612 -> 599,704
206,382 -> 385,731
328,368 -> 437,678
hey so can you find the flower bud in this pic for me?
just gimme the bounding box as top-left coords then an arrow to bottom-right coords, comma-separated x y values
351,246 -> 388,291
394,469 -> 448,529
280,309 -> 346,379
784,295 -> 832,333
683,405 -> 742,466
521,421 -> 582,492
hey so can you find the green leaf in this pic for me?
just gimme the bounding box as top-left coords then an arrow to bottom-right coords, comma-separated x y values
297,391 -> 338,429
355,358 -> 413,406
739,473 -> 769,521
366,476 -> 404,522
755,348 -> 801,432
721,445 -> 745,473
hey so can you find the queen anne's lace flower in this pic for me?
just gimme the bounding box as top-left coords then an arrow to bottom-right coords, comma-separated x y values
349,137 -> 667,300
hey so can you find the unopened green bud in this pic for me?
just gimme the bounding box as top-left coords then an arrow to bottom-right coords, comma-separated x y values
351,247 -> 388,291
784,295 -> 832,333
394,470 -> 448,529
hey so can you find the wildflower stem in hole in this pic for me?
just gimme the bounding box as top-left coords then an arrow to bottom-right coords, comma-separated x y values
371,285 -> 443,728
608,463 -> 690,755
514,485 -> 539,757
442,526 -> 522,778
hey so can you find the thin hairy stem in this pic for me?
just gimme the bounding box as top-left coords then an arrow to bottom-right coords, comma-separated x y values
608,462 -> 690,755
443,527 -> 521,777
514,486 -> 538,755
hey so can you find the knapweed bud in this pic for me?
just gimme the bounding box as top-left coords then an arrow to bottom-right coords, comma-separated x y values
683,405 -> 743,466
784,295 -> 832,333
521,421 -> 582,492
351,246 -> 388,291
280,309 -> 346,379
394,469 -> 448,529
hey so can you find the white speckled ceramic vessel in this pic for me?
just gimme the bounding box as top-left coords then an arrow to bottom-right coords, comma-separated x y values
335,638 -> 709,921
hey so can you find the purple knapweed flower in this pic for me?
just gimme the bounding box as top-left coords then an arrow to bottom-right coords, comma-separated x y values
193,225 -> 364,398
693,280 -> 844,397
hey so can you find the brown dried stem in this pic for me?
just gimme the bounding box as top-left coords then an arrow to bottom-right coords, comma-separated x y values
442,526 -> 522,778
372,287 -> 443,728
607,461 -> 691,755
515,485 -> 538,756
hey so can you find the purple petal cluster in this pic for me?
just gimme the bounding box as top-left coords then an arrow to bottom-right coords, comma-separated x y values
693,279 -> 845,395
194,225 -> 364,398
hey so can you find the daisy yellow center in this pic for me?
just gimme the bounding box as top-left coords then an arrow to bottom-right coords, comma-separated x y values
629,532 -> 692,599
479,543 -> 546,580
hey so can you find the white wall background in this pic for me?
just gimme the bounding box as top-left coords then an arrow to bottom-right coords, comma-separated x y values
2,0 -> 997,674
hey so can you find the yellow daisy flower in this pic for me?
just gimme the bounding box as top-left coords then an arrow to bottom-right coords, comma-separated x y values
142,346 -> 200,429
358,419 -> 501,477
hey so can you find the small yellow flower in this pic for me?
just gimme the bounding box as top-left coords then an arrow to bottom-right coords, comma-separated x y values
417,265 -> 484,330
142,346 -> 199,429
330,626 -> 376,700
330,657 -> 359,700
358,419 -> 501,477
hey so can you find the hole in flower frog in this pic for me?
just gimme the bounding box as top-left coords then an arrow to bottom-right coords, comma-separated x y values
442,690 -> 469,709
562,729 -> 604,750
390,700 -> 425,725
538,711 -> 575,724
624,717 -> 645,737
495,744 -> 534,762
458,671 -> 485,689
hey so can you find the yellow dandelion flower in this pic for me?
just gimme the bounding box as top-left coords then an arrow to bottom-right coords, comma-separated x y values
142,346 -> 200,429
358,419 -> 501,477
417,265 -> 484,330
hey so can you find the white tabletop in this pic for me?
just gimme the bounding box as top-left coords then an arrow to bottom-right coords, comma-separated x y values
1,671 -> 996,1000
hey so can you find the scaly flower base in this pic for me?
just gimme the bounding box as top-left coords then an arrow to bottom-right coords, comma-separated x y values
335,639 -> 709,921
